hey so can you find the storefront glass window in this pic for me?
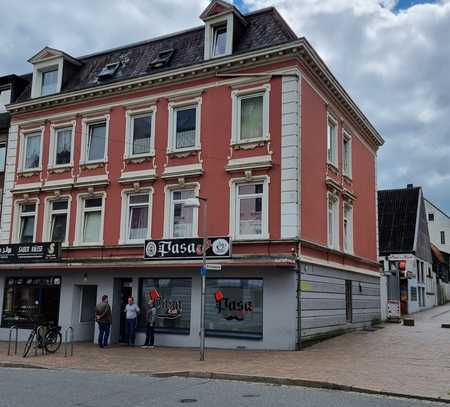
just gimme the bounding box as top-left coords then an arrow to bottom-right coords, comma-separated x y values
1,277 -> 61,328
205,278 -> 263,339
139,278 -> 191,334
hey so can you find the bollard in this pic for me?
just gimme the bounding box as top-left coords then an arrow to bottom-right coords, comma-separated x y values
64,327 -> 74,357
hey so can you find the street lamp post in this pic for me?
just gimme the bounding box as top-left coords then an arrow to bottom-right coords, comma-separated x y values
185,195 -> 208,361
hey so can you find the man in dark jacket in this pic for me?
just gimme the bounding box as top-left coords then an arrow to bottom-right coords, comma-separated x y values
95,295 -> 112,348
142,299 -> 157,349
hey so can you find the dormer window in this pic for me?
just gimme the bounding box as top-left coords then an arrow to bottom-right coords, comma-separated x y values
41,68 -> 58,96
0,86 -> 11,113
212,25 -> 227,57
97,62 -> 120,80
149,49 -> 174,69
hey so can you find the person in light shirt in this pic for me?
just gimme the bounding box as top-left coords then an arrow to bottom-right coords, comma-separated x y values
124,297 -> 140,347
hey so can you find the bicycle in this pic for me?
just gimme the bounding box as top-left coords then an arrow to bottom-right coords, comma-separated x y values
23,321 -> 62,357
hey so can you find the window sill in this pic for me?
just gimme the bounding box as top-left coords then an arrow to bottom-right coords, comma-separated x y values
18,169 -> 41,177
231,138 -> 269,151
343,174 -> 352,182
48,165 -> 72,174
167,148 -> 201,158
327,162 -> 339,174
72,242 -> 104,247
124,154 -> 154,164
79,161 -> 106,170
233,235 -> 270,242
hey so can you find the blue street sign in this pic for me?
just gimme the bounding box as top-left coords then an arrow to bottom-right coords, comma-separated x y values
200,266 -> 208,276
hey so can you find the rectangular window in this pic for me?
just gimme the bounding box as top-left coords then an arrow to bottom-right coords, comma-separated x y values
236,183 -> 264,238
441,231 -> 446,245
343,203 -> 353,253
41,69 -> 58,96
127,193 -> 150,242
240,94 -> 264,141
0,86 -> 11,113
175,106 -> 197,150
343,131 -> 352,177
0,143 -> 6,171
205,279 -> 263,339
23,131 -> 41,170
428,213 -> 434,221
212,25 -> 227,57
131,114 -> 152,156
81,197 -> 103,244
328,194 -> 339,249
86,122 -> 106,162
54,127 -> 72,166
19,203 -> 36,243
139,278 -> 192,334
1,277 -> 61,328
48,199 -> 69,243
170,189 -> 195,238
345,280 -> 352,322
327,116 -> 337,166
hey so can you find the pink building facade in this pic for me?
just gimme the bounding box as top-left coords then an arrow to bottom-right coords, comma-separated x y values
0,1 -> 383,349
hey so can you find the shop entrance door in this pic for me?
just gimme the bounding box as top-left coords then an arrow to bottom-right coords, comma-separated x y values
119,279 -> 132,343
400,279 -> 409,315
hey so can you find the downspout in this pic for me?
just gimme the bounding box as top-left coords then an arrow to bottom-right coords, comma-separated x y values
295,245 -> 302,351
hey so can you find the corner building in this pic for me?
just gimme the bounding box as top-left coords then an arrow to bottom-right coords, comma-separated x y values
0,1 -> 384,349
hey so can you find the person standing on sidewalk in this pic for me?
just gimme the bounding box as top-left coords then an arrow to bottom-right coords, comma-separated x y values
95,295 -> 112,348
142,299 -> 157,349
125,297 -> 140,347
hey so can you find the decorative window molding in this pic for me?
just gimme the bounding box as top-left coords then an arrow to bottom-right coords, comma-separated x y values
343,202 -> 354,254
74,192 -> 106,246
118,169 -> 157,184
18,127 -> 44,173
231,84 -> 270,146
327,192 -> 339,250
163,182 -> 200,238
48,121 -> 75,169
12,198 -> 40,243
161,163 -> 203,179
31,58 -> 64,99
43,195 -> 72,246
327,114 -> 338,168
343,129 -> 352,179
124,106 -> 156,160
229,175 -> 270,241
226,155 -> 272,172
167,98 -> 202,154
204,13 -> 234,60
80,115 -> 110,165
119,187 -> 153,244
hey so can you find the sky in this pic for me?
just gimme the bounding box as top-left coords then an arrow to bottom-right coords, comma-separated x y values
0,0 -> 449,213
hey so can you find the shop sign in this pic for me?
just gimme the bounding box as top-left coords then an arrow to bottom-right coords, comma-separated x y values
0,242 -> 61,263
144,237 -> 231,260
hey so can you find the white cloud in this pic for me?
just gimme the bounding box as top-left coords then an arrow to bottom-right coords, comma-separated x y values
243,0 -> 450,212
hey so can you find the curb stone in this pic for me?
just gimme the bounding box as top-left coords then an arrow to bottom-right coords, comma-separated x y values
0,362 -> 48,369
150,371 -> 450,404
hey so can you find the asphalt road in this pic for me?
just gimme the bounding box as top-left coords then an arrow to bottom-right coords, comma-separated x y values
0,368 -> 446,407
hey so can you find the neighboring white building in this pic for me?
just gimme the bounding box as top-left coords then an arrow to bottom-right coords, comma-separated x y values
425,199 -> 450,254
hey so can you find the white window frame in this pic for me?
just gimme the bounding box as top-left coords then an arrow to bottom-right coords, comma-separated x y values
31,58 -> 64,98
48,121 -> 75,169
343,130 -> 352,178
124,106 -> 156,159
327,114 -> 338,168
163,183 -> 200,238
80,115 -> 110,165
327,192 -> 339,250
343,202 -> 354,254
229,175 -> 270,241
231,84 -> 270,145
119,187 -> 153,244
18,127 -> 44,173
43,195 -> 72,246
204,14 -> 234,60
0,86 -> 11,113
167,98 -> 202,153
13,198 -> 39,243
74,192 -> 106,246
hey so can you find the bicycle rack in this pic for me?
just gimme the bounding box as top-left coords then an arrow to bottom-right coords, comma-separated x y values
7,326 -> 18,356
64,326 -> 74,357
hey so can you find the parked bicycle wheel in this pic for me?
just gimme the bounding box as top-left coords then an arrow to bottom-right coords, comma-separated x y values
23,331 -> 35,358
44,329 -> 62,353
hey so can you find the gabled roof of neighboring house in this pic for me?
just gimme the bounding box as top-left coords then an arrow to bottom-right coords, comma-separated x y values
378,186 -> 433,263
432,243 -> 446,264
15,8 -> 296,103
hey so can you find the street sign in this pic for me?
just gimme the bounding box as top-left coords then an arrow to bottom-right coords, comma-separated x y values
205,263 -> 222,271
200,266 -> 208,276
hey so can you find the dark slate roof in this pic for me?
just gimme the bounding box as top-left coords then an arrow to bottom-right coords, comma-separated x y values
378,187 -> 421,255
16,8 -> 296,103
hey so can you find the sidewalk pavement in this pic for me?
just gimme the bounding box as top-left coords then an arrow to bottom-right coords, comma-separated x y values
2,303 -> 450,402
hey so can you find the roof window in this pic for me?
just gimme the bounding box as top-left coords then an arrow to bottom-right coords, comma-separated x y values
149,49 -> 175,69
97,62 -> 121,80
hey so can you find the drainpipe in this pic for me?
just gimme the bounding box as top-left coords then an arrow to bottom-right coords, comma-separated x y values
295,245 -> 302,351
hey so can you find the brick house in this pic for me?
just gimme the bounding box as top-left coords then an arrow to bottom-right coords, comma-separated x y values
0,0 -> 383,349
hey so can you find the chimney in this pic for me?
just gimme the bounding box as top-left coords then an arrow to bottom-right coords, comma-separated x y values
407,184 -> 413,189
